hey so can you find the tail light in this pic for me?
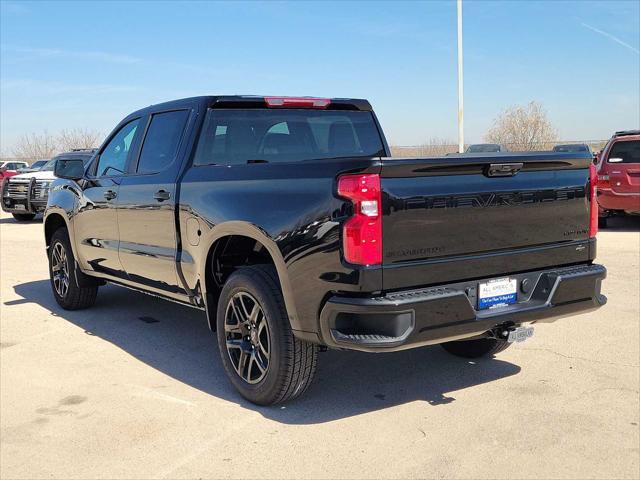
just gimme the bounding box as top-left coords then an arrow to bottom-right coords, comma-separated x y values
597,174 -> 611,190
589,164 -> 598,238
337,173 -> 382,265
264,97 -> 331,109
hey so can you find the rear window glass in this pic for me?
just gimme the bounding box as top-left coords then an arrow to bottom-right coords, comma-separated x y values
467,144 -> 502,153
608,140 -> 640,164
193,109 -> 384,166
138,110 -> 190,173
553,144 -> 590,153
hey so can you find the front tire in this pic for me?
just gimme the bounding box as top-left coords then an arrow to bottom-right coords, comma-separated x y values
49,227 -> 98,310
216,265 -> 317,405
441,337 -> 511,358
12,213 -> 35,221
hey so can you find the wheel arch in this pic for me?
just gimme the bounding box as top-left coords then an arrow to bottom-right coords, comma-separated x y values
44,210 -> 70,247
45,209 -> 102,290
199,221 -> 299,332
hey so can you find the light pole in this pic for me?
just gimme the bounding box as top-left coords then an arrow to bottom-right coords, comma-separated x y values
457,0 -> 464,153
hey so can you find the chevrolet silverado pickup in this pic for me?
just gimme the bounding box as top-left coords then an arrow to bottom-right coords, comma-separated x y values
2,150 -> 96,221
45,96 -> 607,405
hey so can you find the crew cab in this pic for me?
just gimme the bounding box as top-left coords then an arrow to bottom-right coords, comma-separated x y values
2,149 -> 96,221
45,96 -> 607,405
595,130 -> 640,227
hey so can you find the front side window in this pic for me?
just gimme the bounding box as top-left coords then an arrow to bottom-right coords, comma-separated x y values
193,108 -> 384,166
137,110 -> 190,173
95,119 -> 140,176
608,140 -> 640,164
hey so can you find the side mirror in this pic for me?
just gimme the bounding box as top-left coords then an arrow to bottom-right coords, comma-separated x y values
54,158 -> 85,180
0,166 -> 6,173
608,157 -> 624,163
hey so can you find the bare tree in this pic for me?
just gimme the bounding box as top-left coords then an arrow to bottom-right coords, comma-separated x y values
11,132 -> 59,162
391,137 -> 458,157
57,128 -> 102,151
485,101 -> 558,151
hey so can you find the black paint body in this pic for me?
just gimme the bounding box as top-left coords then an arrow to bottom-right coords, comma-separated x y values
45,96 -> 606,351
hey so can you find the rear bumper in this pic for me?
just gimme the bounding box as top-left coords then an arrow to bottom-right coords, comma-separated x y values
319,263 -> 606,352
597,189 -> 640,214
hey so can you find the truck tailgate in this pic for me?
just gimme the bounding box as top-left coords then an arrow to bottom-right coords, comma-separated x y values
380,153 -> 595,290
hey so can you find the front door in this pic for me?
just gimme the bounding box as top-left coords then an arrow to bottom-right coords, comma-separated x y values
116,109 -> 192,296
74,118 -> 142,278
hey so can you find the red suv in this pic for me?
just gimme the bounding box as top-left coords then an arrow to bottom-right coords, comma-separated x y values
596,130 -> 640,227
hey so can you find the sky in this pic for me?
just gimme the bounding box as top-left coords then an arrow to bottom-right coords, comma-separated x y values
1,0 -> 639,154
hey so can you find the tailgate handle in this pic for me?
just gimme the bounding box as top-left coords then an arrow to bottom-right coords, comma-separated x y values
486,163 -> 523,177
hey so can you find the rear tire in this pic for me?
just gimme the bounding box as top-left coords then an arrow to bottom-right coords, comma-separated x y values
49,227 -> 98,310
441,337 -> 511,358
216,265 -> 317,405
12,213 -> 35,221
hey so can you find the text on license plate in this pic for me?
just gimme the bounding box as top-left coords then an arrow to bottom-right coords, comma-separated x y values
478,277 -> 517,309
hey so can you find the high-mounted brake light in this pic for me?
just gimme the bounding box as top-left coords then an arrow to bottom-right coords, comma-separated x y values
264,97 -> 331,109
337,173 -> 382,265
589,164 -> 598,238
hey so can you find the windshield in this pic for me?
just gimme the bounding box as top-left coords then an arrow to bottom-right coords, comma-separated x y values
40,159 -> 57,171
193,108 -> 384,166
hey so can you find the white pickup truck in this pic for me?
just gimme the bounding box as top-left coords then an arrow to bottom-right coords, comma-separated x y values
1,149 -> 96,221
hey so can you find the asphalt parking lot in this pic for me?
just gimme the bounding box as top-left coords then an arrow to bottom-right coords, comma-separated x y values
1,210 -> 638,479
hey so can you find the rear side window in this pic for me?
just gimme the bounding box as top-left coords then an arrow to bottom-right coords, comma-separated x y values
137,110 -> 190,173
193,108 -> 384,166
608,140 -> 640,164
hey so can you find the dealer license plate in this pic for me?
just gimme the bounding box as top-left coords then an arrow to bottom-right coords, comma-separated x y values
507,326 -> 534,343
478,277 -> 517,309
13,204 -> 26,211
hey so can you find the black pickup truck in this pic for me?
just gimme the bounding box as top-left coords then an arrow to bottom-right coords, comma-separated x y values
45,96 -> 607,405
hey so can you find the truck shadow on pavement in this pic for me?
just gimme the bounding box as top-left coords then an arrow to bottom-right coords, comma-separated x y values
601,215 -> 640,232
0,216 -> 42,224
10,280 -> 521,424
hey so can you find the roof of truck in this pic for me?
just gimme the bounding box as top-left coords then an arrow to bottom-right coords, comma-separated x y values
613,130 -> 640,138
128,95 -> 374,118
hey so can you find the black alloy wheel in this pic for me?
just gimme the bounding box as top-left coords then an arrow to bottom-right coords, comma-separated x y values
51,240 -> 70,299
224,291 -> 271,384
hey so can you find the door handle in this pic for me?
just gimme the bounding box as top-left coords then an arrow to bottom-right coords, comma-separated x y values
104,190 -> 117,201
153,190 -> 171,201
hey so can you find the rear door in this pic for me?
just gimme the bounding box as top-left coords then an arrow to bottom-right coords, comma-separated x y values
116,108 -> 193,296
606,139 -> 640,195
